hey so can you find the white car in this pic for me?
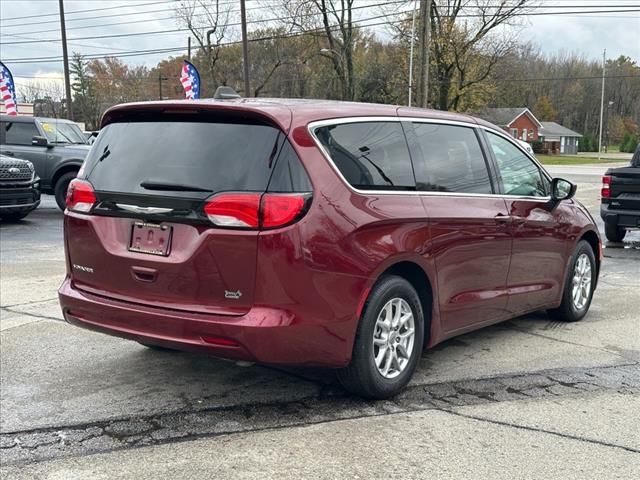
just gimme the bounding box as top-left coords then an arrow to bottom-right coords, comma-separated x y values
517,139 -> 534,155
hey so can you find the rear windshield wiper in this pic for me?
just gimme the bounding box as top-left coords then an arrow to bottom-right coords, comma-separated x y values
140,180 -> 212,192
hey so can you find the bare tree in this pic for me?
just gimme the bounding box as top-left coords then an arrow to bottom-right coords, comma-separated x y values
430,1 -> 532,110
175,0 -> 233,89
278,0 -> 356,100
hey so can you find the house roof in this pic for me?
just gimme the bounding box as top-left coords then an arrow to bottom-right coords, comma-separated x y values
539,121 -> 582,138
479,107 -> 543,128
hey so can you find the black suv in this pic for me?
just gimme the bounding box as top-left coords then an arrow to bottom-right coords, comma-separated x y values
0,115 -> 90,210
0,154 -> 41,221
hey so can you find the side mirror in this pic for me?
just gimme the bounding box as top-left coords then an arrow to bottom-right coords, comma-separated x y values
551,177 -> 577,201
32,136 -> 50,148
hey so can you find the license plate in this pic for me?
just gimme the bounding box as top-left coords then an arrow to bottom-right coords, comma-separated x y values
128,222 -> 172,256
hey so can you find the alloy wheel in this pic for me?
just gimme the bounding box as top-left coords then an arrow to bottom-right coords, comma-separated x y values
372,298 -> 416,379
572,253 -> 592,310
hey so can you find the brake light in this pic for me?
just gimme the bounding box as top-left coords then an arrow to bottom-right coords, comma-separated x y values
65,179 -> 96,213
262,194 -> 307,228
204,193 -> 261,228
601,175 -> 611,198
204,192 -> 310,229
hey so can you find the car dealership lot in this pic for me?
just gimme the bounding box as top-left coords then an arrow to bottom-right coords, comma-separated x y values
2,167 -> 639,478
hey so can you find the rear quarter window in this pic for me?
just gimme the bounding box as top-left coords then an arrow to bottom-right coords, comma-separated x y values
314,121 -> 416,190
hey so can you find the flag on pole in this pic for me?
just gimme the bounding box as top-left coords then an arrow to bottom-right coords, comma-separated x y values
0,61 -> 18,115
180,60 -> 200,100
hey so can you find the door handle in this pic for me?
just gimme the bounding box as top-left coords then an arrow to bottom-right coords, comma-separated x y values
493,213 -> 511,222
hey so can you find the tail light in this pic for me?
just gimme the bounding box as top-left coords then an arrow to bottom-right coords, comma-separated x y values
262,194 -> 308,228
204,192 -> 310,230
66,179 -> 97,213
601,175 -> 611,198
204,193 -> 261,228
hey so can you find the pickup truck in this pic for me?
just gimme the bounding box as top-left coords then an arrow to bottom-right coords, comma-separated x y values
601,145 -> 640,242
0,115 -> 90,210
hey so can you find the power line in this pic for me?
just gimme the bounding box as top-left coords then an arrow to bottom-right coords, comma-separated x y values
0,0 -> 409,44
0,0 -> 283,29
1,0 -> 404,35
3,6 -> 639,46
0,1 -> 176,22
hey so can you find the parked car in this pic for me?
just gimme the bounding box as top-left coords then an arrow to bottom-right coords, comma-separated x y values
0,154 -> 40,221
516,138 -> 534,155
59,99 -> 601,399
0,115 -> 90,210
601,145 -> 640,242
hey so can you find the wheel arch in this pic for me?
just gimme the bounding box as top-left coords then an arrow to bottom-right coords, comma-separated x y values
579,228 -> 601,287
373,260 -> 435,346
51,162 -> 82,190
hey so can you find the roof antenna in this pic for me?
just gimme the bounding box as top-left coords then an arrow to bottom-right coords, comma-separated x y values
213,86 -> 241,100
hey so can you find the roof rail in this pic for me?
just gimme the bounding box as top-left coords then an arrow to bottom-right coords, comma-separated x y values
213,86 -> 241,100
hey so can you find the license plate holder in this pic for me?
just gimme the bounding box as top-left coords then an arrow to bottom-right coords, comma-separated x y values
128,222 -> 172,256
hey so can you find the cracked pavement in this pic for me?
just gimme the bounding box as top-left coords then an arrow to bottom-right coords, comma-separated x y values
1,167 -> 640,478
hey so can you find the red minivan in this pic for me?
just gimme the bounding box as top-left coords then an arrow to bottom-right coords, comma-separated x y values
59,99 -> 601,398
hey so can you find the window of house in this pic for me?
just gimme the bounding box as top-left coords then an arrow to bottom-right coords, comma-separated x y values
510,128 -> 518,138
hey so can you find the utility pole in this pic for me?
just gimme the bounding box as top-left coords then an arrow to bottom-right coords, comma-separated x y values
240,0 -> 251,97
408,0 -> 418,106
417,0 -> 432,108
188,37 -> 191,61
598,49 -> 606,161
158,73 -> 168,100
58,0 -> 73,120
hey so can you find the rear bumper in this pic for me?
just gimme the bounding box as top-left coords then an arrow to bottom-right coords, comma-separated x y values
58,277 -> 353,367
600,203 -> 640,228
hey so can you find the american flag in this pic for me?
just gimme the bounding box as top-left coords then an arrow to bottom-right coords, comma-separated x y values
0,61 -> 18,116
180,60 -> 200,100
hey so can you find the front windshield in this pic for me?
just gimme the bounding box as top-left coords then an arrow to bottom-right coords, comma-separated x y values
39,120 -> 87,144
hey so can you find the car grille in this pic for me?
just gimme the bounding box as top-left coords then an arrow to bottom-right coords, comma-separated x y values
0,162 -> 33,181
0,197 -> 33,206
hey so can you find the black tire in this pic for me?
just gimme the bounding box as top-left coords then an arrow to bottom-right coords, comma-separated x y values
604,223 -> 626,242
0,212 -> 30,222
54,171 -> 78,211
337,275 -> 424,399
547,240 -> 596,322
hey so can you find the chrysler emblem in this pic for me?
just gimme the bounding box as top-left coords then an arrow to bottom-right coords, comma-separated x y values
8,167 -> 20,174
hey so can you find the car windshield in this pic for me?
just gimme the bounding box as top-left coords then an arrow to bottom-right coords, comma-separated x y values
38,120 -> 87,144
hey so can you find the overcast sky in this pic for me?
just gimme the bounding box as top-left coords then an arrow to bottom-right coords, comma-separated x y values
1,0 -> 639,93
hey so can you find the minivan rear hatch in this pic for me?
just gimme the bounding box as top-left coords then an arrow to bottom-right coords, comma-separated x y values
65,108 -> 309,315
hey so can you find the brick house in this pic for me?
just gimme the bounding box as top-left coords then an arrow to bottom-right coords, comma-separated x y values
479,107 -> 542,143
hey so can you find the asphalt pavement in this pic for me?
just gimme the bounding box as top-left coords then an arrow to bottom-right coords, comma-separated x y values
1,166 -> 639,479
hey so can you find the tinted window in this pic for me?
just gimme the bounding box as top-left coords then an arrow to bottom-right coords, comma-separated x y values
84,120 -> 283,198
3,122 -> 39,146
267,139 -> 312,192
315,122 -> 415,189
411,123 -> 492,194
487,132 -> 548,197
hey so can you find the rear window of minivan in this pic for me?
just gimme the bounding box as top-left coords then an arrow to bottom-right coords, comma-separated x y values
83,120 -> 291,198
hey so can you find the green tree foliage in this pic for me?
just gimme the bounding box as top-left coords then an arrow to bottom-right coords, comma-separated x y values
70,53 -> 100,129
533,95 -> 557,121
